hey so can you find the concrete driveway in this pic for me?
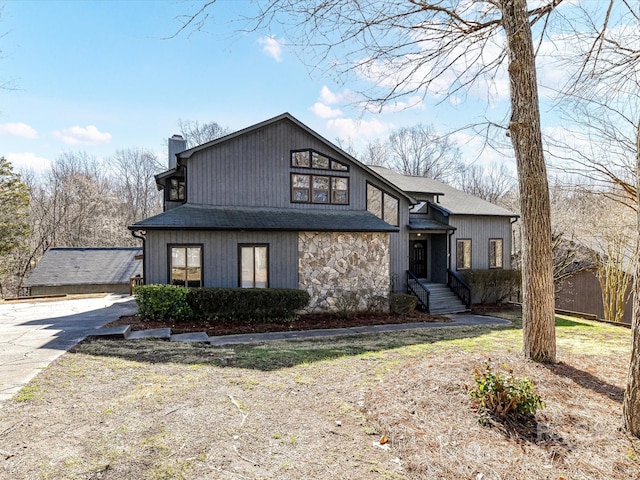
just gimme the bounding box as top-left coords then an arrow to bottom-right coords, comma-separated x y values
0,295 -> 137,404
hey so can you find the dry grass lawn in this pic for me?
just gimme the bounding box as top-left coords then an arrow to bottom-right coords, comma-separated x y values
1,310 -> 638,479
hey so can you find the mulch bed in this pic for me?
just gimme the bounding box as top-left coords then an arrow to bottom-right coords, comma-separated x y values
106,310 -> 449,337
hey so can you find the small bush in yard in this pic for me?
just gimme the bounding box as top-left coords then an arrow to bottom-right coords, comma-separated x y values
133,284 -> 192,320
389,293 -> 418,314
468,361 -> 544,421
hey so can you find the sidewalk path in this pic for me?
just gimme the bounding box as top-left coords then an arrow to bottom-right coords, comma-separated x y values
209,313 -> 511,345
0,295 -> 137,403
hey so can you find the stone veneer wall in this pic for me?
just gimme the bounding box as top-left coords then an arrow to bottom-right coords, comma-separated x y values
298,232 -> 390,312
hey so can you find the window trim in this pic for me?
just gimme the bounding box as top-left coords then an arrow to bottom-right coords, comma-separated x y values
168,244 -> 203,287
456,238 -> 472,271
290,173 -> 349,205
238,244 -> 270,288
290,148 -> 349,172
489,238 -> 504,269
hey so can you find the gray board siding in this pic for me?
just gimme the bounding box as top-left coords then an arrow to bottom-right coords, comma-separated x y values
390,196 -> 410,291
450,215 -> 513,271
186,120 -> 387,211
145,230 -> 299,289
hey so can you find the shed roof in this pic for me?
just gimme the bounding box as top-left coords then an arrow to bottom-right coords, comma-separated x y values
408,218 -> 456,231
129,204 -> 399,232
370,166 -> 518,217
24,248 -> 142,287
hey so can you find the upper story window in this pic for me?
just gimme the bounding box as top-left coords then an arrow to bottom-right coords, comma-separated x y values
168,177 -> 185,202
291,174 -> 349,205
291,149 -> 349,171
489,238 -> 503,269
367,183 -> 399,226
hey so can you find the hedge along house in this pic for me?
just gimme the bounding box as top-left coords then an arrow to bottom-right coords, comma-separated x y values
129,113 -> 518,313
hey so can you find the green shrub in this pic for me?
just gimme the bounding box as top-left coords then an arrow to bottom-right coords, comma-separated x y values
389,293 -> 417,314
133,284 -> 192,320
468,361 -> 544,420
188,288 -> 309,323
461,269 -> 521,304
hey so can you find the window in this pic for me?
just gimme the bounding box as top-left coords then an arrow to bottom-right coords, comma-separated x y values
290,149 -> 349,171
170,245 -> 202,287
291,174 -> 349,205
312,151 -> 330,169
168,178 -> 185,202
367,183 -> 399,227
331,177 -> 349,204
240,245 -> 268,288
292,150 -> 310,167
367,183 -> 383,217
489,238 -> 503,269
383,192 -> 399,226
456,239 -> 472,270
292,174 -> 310,202
312,176 -> 330,203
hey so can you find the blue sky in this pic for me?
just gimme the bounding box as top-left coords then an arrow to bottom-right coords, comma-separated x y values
0,0 -> 616,175
0,0 -> 513,174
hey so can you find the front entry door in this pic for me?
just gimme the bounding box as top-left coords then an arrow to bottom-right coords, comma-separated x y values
409,240 -> 428,278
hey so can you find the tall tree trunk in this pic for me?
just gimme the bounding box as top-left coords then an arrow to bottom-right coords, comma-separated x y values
624,121 -> 640,435
500,0 -> 556,362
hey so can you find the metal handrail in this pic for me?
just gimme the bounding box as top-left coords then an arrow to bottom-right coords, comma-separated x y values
447,269 -> 471,308
407,270 -> 430,312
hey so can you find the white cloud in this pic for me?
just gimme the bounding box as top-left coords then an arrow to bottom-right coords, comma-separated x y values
53,125 -> 112,146
6,152 -> 51,172
258,35 -> 284,62
326,117 -> 391,140
0,122 -> 38,139
310,102 -> 343,119
319,85 -> 361,106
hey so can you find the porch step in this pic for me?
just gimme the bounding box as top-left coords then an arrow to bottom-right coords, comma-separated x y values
412,282 -> 468,315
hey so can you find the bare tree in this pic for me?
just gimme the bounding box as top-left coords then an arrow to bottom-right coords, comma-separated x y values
109,148 -> 164,224
552,0 -> 640,435
360,139 -> 390,167
455,163 -> 515,204
178,119 -> 230,148
179,0 -> 562,362
388,124 -> 464,182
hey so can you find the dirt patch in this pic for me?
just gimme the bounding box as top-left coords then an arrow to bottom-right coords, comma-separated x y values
3,310 -> 636,479
106,310 -> 449,336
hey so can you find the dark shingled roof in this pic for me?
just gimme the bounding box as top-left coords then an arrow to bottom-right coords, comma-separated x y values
24,248 -> 142,287
408,218 -> 456,231
129,205 -> 399,232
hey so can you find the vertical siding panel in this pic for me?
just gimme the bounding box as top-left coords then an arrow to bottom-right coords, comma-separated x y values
449,216 -> 514,270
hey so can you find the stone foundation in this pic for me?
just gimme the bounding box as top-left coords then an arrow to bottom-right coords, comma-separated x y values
298,231 -> 390,312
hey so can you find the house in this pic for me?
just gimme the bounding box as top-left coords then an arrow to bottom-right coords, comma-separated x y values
24,247 -> 142,296
129,113 -> 518,313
